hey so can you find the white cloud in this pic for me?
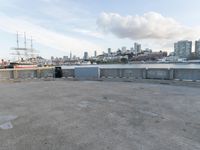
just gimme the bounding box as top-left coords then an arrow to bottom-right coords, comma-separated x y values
0,14 -> 102,56
97,12 -> 200,41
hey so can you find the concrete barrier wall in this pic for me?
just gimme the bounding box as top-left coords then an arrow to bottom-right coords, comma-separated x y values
62,69 -> 74,78
100,68 -> 172,80
1,67 -> 200,81
39,68 -> 54,78
174,69 -> 200,81
0,69 -> 14,80
100,68 -> 200,81
100,68 -> 145,79
14,70 -> 37,79
0,67 -> 54,80
100,68 -> 121,78
75,67 -> 100,80
146,68 -> 171,80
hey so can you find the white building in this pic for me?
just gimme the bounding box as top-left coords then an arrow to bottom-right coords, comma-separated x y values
174,40 -> 192,58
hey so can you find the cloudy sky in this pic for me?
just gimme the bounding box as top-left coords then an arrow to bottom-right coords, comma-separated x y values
0,0 -> 200,59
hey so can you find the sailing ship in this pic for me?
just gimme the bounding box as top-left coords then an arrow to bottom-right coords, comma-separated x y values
10,32 -> 38,68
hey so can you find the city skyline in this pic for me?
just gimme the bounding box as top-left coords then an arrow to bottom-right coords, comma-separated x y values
1,0 -> 200,59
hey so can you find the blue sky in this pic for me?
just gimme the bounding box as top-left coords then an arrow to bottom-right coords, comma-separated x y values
1,0 -> 200,59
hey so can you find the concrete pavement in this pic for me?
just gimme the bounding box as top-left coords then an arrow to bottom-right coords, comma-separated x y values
0,80 -> 200,150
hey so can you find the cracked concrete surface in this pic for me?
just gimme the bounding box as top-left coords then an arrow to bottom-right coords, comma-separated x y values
0,80 -> 200,150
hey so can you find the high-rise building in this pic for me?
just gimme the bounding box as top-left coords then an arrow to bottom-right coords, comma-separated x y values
134,43 -> 141,53
122,47 -> 126,52
63,56 -> 68,61
195,40 -> 200,57
94,51 -> 97,57
83,51 -> 89,60
108,48 -> 111,54
73,55 -> 76,60
174,40 -> 192,58
70,51 -> 72,60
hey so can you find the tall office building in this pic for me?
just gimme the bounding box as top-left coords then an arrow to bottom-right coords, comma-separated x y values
70,51 -> 72,60
134,43 -> 141,53
63,56 -> 68,61
94,51 -> 97,57
174,40 -> 192,58
195,40 -> 200,57
83,51 -> 89,60
108,48 -> 111,54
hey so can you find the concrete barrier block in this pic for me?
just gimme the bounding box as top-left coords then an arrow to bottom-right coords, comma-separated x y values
122,69 -> 144,79
0,70 -> 14,80
40,69 -> 54,78
174,69 -> 200,80
169,69 -> 174,80
142,69 -> 147,79
62,69 -> 74,78
75,67 -> 100,80
147,69 -> 169,80
17,70 -> 36,79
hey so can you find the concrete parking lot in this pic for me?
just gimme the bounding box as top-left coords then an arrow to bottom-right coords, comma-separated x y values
0,80 -> 200,150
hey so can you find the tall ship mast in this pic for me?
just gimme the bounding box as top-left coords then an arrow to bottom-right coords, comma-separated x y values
11,32 -> 37,64
10,32 -> 39,68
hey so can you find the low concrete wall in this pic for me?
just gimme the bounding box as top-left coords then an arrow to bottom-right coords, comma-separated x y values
62,69 -> 74,78
174,69 -> 200,81
100,68 -> 144,79
146,68 -> 171,80
13,69 -> 37,79
39,68 -> 54,78
0,69 -> 14,80
0,67 -> 54,80
75,67 -> 100,80
2,67 -> 200,81
62,67 -> 200,81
